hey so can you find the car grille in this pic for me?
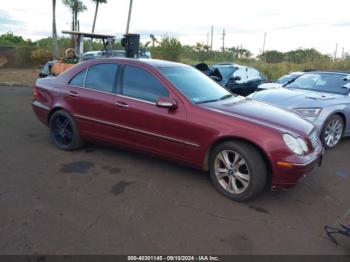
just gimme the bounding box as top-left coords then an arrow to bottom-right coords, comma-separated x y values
309,131 -> 319,150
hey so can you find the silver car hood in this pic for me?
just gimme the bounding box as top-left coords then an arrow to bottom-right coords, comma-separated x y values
250,88 -> 344,109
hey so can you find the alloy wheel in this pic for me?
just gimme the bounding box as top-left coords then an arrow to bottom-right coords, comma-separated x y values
51,115 -> 74,146
324,118 -> 343,148
214,150 -> 250,194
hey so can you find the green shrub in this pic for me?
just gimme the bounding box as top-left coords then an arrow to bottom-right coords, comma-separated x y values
31,48 -> 53,65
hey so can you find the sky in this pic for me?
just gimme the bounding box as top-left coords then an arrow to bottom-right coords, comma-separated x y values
0,0 -> 349,56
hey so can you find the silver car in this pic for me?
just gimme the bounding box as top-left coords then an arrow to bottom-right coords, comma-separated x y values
250,72 -> 350,149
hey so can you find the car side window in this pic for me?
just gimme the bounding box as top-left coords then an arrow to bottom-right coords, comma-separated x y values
85,64 -> 118,93
122,65 -> 169,102
69,69 -> 87,87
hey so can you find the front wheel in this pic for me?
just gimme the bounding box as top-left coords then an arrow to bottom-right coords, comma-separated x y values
209,141 -> 268,202
321,115 -> 344,149
49,110 -> 84,151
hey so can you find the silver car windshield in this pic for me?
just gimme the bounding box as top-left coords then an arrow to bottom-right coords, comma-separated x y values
159,66 -> 232,104
285,73 -> 350,95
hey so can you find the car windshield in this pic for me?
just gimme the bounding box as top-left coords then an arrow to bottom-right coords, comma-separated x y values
285,73 -> 350,95
212,65 -> 238,79
159,66 -> 232,104
278,74 -> 300,85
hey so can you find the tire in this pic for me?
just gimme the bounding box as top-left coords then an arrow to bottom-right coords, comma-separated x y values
49,110 -> 84,151
321,114 -> 344,150
209,141 -> 267,202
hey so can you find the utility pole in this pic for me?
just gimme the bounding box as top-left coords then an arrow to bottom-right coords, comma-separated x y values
334,43 -> 338,60
126,0 -> 133,34
262,32 -> 267,54
222,29 -> 226,52
341,47 -> 345,60
210,25 -> 214,51
206,32 -> 209,47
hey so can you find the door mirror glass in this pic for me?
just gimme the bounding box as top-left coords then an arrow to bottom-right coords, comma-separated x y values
232,76 -> 241,81
342,82 -> 350,90
156,97 -> 178,110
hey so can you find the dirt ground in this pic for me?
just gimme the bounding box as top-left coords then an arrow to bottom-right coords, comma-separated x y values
0,85 -> 349,255
0,68 -> 38,87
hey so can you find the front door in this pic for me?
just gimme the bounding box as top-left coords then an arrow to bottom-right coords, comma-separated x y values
112,64 -> 195,161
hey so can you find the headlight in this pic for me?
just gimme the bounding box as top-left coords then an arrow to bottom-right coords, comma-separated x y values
293,108 -> 322,117
283,134 -> 308,155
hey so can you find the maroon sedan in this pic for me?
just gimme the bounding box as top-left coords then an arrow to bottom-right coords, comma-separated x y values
32,58 -> 323,201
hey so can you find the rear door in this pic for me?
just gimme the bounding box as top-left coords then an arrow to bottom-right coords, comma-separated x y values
64,63 -> 120,141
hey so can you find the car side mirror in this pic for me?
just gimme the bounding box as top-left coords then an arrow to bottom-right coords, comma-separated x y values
342,83 -> 350,90
156,97 -> 178,110
231,76 -> 241,81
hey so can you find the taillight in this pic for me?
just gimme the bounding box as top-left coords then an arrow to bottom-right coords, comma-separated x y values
33,85 -> 39,100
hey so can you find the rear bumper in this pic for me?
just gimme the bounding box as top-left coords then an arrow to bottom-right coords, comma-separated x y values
32,100 -> 50,126
271,146 -> 324,190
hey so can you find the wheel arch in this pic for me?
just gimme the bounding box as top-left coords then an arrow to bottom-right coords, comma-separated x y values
203,136 -> 273,181
48,107 -> 64,124
334,112 -> 347,132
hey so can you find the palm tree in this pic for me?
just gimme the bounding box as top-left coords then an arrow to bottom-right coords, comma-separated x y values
62,0 -> 87,31
52,0 -> 59,58
91,0 -> 107,34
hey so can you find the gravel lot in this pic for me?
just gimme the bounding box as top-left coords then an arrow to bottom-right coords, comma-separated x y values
0,85 -> 349,255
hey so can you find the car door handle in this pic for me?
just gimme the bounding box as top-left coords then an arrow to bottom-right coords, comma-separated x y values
115,101 -> 129,108
68,91 -> 79,97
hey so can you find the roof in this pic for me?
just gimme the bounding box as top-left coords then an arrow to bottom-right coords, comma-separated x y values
62,30 -> 115,39
80,57 -> 189,69
304,71 -> 350,75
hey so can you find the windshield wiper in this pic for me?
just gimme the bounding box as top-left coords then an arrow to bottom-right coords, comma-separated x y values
196,94 -> 233,104
196,99 -> 220,104
219,94 -> 233,100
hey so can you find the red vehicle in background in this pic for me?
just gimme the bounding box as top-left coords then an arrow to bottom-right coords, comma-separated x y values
32,58 -> 323,201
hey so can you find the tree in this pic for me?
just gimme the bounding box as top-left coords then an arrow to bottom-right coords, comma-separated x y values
52,0 -> 59,58
62,0 -> 87,32
258,50 -> 285,63
0,32 -> 27,46
91,0 -> 107,33
227,46 -> 252,59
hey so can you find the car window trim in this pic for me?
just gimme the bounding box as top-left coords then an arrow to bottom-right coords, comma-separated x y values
68,63 -> 120,95
85,63 -> 119,93
120,64 -> 169,103
67,82 -> 157,105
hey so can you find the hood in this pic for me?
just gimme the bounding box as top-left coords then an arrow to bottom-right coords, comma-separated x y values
201,96 -> 314,136
257,82 -> 282,90
250,87 -> 343,108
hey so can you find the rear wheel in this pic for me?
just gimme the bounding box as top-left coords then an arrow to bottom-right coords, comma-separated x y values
321,115 -> 344,149
209,141 -> 267,202
49,110 -> 84,151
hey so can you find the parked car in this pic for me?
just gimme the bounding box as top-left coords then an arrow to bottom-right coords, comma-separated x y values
250,71 -> 350,149
257,72 -> 304,91
197,63 -> 268,96
32,58 -> 323,201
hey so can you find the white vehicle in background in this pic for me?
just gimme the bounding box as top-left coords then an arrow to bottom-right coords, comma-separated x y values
257,72 -> 304,91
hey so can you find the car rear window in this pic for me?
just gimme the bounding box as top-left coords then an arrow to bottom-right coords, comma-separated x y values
69,69 -> 87,87
85,64 -> 118,93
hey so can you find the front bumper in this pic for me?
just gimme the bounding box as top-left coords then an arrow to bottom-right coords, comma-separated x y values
271,145 -> 324,190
